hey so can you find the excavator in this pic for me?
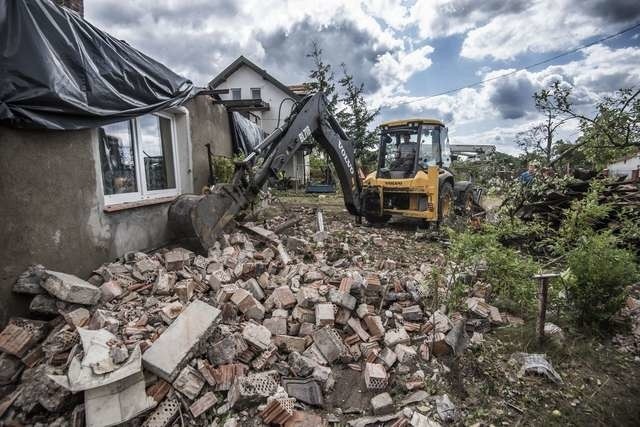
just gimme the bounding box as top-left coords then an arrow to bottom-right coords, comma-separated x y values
168,92 -> 481,249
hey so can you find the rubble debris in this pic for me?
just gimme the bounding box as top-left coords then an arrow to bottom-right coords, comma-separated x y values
84,371 -> 155,427
173,365 -> 205,400
13,264 -> 46,294
228,371 -> 278,409
371,392 -> 394,415
42,271 -> 102,305
282,377 -> 324,406
142,393 -> 180,427
0,317 -> 48,357
511,352 -> 563,384
142,300 -> 220,381
435,394 -> 456,423
190,391 -> 218,418
364,362 -> 388,390
260,396 -> 295,425
410,412 -> 442,427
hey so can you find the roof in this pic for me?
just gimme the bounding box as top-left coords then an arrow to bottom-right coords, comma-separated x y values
380,118 -> 445,127
288,84 -> 312,96
208,56 -> 300,99
608,149 -> 640,166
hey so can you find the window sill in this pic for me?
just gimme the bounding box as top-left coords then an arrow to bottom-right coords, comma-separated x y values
103,195 -> 177,213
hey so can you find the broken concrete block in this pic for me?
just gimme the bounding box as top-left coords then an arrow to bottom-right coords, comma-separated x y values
13,264 -> 46,294
298,322 -> 315,337
273,335 -> 307,353
231,288 -> 265,321
288,351 -> 317,377
287,236 -> 310,253
173,365 -> 205,400
88,309 -> 120,334
377,347 -> 397,368
265,286 -> 297,310
0,353 -> 24,385
174,279 -> 195,303
364,315 -> 385,337
0,318 -> 48,357
228,371 -> 278,409
315,303 -> 335,327
395,344 -> 417,364
160,301 -> 184,323
356,304 -> 372,319
242,323 -> 272,351
282,377 -> 324,406
348,317 -> 370,342
143,300 -> 220,381
328,288 -> 356,310
208,334 -> 247,365
371,392 -> 394,415
384,328 -> 410,347
364,362 -> 387,390
164,249 -> 191,271
241,278 -> 265,301
77,328 -> 123,375
42,271 -> 101,305
264,317 -> 287,335
402,305 -> 424,321
153,269 -> 176,295
410,412 -> 441,427
100,281 -> 123,302
292,306 -> 315,324
84,371 -> 155,427
312,327 -> 348,364
29,294 -> 62,315
302,343 -> 328,366
62,308 -> 90,329
297,286 -> 321,308
190,391 -> 218,418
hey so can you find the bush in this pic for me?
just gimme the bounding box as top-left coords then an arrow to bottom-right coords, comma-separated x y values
565,232 -> 638,328
212,156 -> 235,183
447,229 -> 540,314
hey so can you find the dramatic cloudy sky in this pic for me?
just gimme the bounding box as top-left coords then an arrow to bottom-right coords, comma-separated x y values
86,0 -> 640,154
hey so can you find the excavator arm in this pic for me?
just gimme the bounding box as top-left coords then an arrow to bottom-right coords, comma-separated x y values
168,92 -> 362,249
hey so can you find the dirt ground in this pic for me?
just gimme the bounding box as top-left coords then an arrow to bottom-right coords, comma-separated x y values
269,191 -> 640,426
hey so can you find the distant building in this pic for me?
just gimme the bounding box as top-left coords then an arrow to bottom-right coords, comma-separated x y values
208,56 -> 310,185
607,151 -> 640,180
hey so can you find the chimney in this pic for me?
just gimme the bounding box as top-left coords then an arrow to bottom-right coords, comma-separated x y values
54,0 -> 84,17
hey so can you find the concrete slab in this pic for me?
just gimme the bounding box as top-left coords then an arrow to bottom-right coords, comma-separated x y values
42,271 -> 101,305
142,300 -> 220,381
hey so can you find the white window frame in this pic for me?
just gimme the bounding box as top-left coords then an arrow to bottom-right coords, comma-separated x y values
250,87 -> 261,100
231,88 -> 241,100
103,112 -> 180,206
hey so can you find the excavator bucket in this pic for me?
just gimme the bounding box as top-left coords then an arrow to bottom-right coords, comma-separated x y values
168,184 -> 252,249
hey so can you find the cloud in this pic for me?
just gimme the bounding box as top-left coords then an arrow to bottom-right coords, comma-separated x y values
85,0 -> 432,92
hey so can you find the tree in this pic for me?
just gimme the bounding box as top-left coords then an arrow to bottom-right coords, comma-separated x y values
529,82 -> 571,164
336,64 -> 380,163
305,41 -> 338,113
537,83 -> 640,168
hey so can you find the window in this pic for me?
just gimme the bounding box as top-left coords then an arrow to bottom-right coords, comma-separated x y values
250,87 -> 261,100
99,113 -> 179,205
231,88 -> 241,100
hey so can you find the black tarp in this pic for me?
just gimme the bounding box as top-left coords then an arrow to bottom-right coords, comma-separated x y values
0,0 -> 199,130
230,111 -> 266,155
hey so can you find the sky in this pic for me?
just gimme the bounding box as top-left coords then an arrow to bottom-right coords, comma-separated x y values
85,0 -> 640,154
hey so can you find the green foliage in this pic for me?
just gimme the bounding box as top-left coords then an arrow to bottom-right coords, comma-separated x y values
305,41 -> 338,114
447,228 -> 540,314
212,156 -> 235,183
553,180 -> 613,254
565,232 -> 638,328
335,64 -> 380,162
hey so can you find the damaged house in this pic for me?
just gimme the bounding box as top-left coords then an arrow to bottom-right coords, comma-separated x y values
209,56 -> 311,186
0,0 -> 233,325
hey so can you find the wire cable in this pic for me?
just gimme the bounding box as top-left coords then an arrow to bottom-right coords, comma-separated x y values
379,21 -> 640,109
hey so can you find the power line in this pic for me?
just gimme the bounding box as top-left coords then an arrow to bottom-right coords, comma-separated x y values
380,21 -> 640,109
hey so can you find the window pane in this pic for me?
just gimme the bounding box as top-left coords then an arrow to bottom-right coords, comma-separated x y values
231,88 -> 241,100
139,115 -> 176,191
99,121 -> 137,195
251,88 -> 261,99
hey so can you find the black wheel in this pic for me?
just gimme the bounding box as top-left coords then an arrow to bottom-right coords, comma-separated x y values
438,182 -> 455,226
365,214 -> 391,225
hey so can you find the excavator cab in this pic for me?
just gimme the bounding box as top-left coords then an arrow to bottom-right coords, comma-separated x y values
361,118 -> 473,224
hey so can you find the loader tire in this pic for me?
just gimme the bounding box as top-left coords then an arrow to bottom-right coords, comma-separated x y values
438,182 -> 455,226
